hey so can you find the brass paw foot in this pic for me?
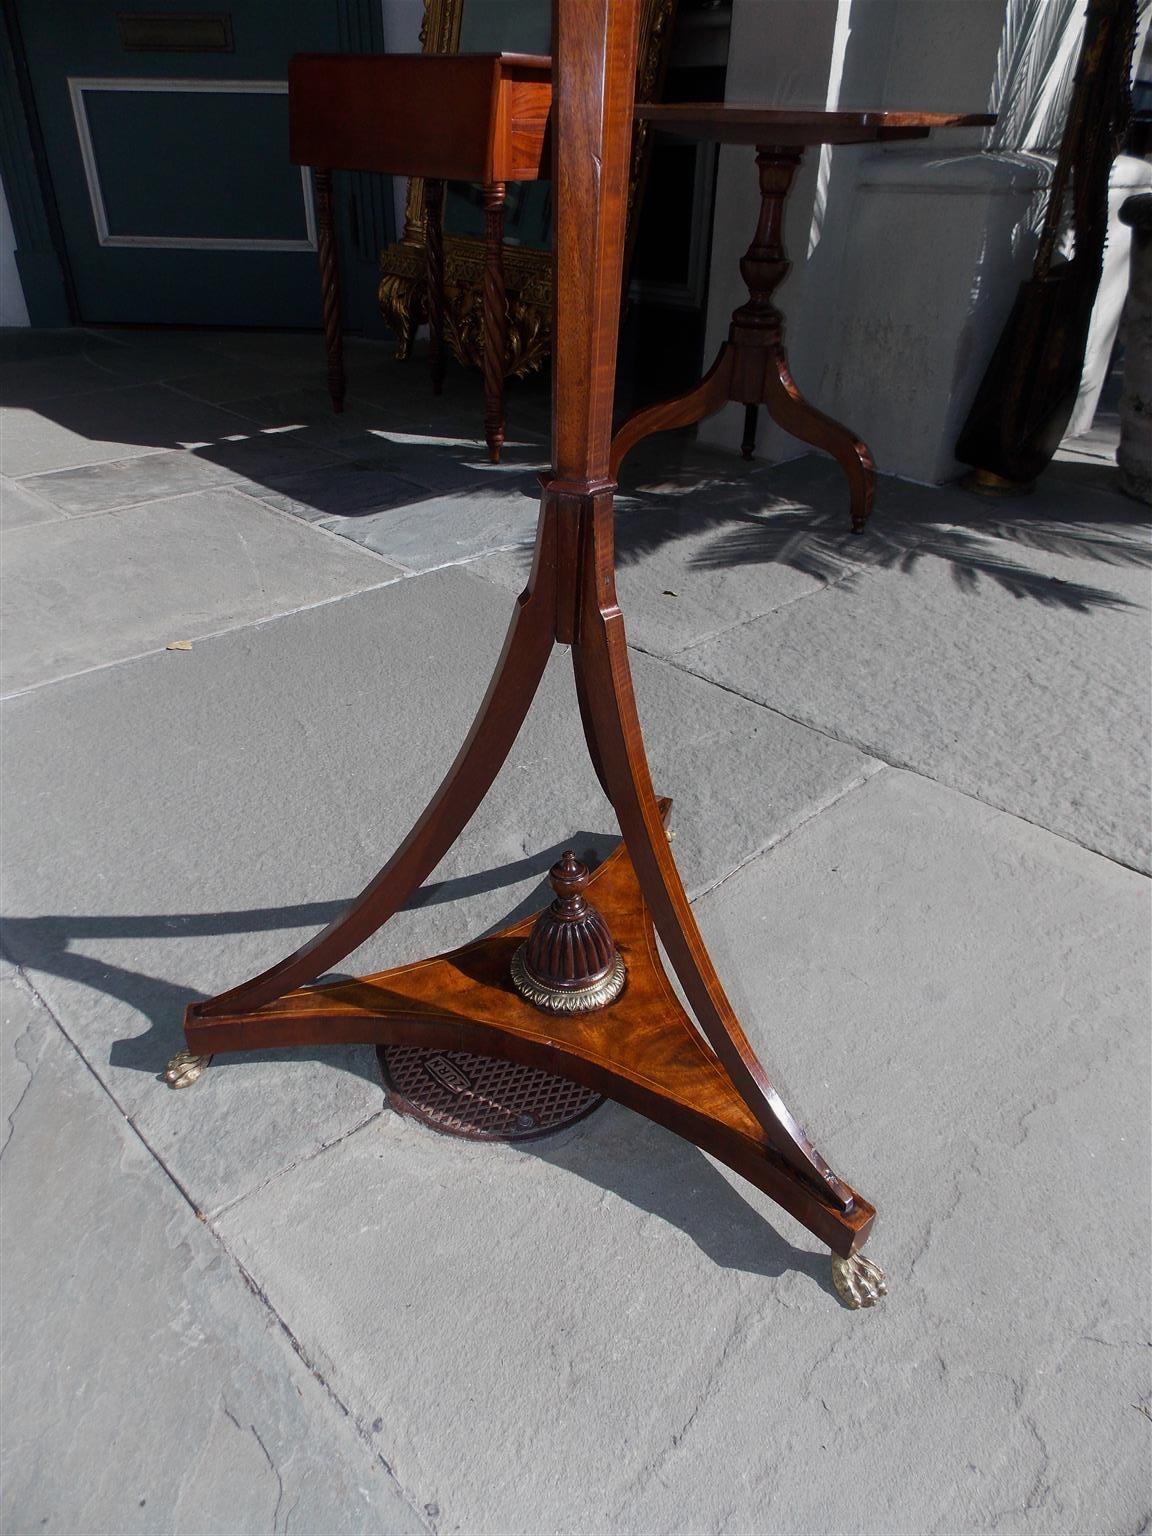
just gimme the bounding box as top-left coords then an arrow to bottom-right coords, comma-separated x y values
165,1051 -> 211,1089
831,1252 -> 887,1309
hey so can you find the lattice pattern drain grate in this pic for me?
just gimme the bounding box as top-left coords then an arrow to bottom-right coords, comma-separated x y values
377,1046 -> 604,1141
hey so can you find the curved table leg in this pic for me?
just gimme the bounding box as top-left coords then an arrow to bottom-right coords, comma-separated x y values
741,402 -> 758,460
610,347 -> 736,480
571,496 -> 856,1211
574,662 -> 611,799
761,348 -> 875,534
193,506 -> 560,1020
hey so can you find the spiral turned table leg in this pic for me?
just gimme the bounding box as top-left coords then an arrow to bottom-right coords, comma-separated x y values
425,177 -> 446,397
482,182 -> 508,463
314,169 -> 345,414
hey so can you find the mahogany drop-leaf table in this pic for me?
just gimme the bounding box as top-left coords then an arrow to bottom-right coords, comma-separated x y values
166,1 -> 919,1309
289,50 -> 552,463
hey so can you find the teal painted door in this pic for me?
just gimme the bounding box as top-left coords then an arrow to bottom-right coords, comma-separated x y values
14,0 -> 391,328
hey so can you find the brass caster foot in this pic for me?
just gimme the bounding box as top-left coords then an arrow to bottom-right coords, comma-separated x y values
832,1252 -> 887,1309
165,1051 -> 211,1089
959,467 -> 1035,498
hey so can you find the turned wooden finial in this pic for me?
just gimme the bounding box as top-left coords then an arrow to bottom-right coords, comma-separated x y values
511,851 -> 626,1014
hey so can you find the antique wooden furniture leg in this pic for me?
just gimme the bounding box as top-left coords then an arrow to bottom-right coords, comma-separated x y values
608,347 -> 736,477
741,402 -> 758,460
425,176 -> 447,396
482,181 -> 508,463
167,0 -> 884,1307
612,146 -> 875,533
314,168 -> 345,414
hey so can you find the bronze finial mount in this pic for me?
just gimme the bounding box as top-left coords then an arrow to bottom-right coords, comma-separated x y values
511,851 -> 626,1014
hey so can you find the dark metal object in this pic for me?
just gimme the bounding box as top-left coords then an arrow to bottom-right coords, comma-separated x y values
378,1045 -> 604,1141
511,850 -> 626,1013
956,0 -> 1140,486
117,13 -> 233,51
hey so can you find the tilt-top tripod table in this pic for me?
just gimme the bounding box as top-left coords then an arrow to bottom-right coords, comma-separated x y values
613,104 -> 994,532
167,0 -> 886,1309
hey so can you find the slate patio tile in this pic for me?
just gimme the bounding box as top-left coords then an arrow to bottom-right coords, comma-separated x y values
0,327 -> 104,363
0,475 -> 64,531
163,362 -> 328,405
0,383 -> 282,478
225,384 -> 404,433
371,433 -> 550,494
192,328 -> 349,373
0,971 -> 426,1536
82,325 -> 233,372
14,448 -> 245,515
0,352 -> 129,406
469,497 -> 835,655
0,565 -> 874,1215
65,336 -> 227,385
238,459 -> 427,523
676,490 -> 1152,871
211,770 -> 1150,1536
327,478 -> 544,569
0,485 -> 399,692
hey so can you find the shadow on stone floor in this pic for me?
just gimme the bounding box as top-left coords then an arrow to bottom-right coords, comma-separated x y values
0,831 -> 619,1086
1,828 -> 842,1300
10,326 -> 1142,612
1,324 -> 552,512
527,1103 -> 838,1295
612,455 -> 1150,613
483,449 -> 1149,613
689,507 -> 1147,612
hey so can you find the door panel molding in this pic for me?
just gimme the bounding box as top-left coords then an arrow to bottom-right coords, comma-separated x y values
67,76 -> 317,251
0,3 -> 74,322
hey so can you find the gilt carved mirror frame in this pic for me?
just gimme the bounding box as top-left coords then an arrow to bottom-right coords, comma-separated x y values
377,0 -> 676,379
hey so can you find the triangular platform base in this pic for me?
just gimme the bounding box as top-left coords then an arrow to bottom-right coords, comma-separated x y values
178,804 -> 875,1262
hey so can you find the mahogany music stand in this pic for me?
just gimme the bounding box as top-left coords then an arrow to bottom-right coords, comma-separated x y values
167,0 -> 887,1310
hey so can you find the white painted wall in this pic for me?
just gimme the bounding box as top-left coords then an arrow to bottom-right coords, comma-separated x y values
1,174 -> 30,327
698,0 -> 1141,482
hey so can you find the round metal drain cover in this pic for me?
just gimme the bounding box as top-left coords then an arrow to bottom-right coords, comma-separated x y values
377,1046 -> 604,1142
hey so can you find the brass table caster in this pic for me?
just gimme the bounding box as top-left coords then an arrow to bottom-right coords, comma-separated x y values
165,1051 -> 211,1089
832,1252 -> 888,1308
959,467 -> 1035,498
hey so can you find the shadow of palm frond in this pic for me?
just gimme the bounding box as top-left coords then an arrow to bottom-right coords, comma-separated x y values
611,491 -> 774,565
691,508 -> 1143,613
967,519 -> 1152,567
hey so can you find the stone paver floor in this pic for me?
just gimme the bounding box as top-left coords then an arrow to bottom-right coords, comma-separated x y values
2,326 -> 1149,1535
